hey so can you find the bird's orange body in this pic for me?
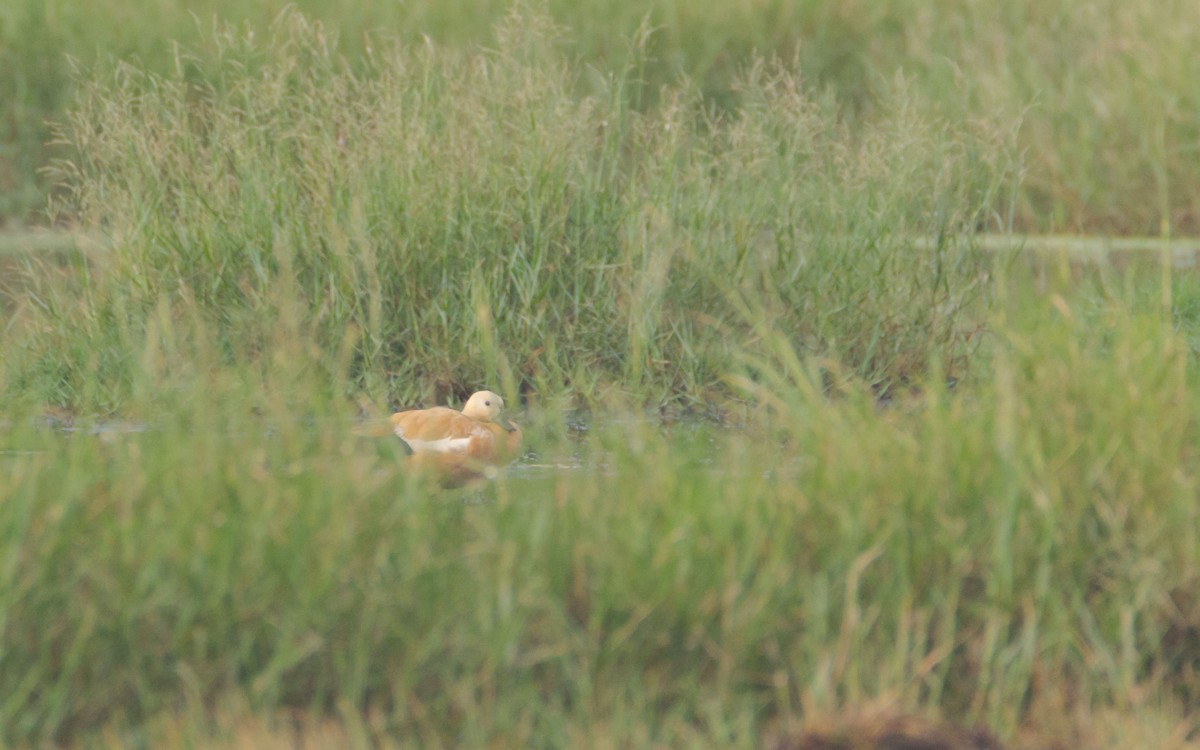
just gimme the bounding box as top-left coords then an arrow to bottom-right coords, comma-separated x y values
389,391 -> 522,486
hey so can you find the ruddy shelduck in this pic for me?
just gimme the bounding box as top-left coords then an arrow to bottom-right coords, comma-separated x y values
389,390 -> 523,486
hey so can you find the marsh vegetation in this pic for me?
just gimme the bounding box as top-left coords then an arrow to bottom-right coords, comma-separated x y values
2,3 -> 1200,748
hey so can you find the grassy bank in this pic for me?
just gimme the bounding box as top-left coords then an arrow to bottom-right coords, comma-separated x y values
4,0 -> 1200,233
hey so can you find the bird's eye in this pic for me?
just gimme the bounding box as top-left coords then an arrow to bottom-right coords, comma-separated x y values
485,400 -> 491,406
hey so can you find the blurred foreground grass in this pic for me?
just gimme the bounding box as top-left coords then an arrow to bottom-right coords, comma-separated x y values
3,257 -> 1200,748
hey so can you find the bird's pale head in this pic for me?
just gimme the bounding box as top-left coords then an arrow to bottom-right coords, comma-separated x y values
462,390 -> 509,425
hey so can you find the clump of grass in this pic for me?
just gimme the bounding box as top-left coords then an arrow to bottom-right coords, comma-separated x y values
736,257 -> 1200,729
29,9 -> 1005,410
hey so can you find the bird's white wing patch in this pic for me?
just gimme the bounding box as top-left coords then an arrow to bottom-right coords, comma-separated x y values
407,437 -> 473,453
393,424 -> 472,454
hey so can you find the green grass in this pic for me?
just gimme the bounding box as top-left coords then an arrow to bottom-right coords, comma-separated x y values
5,0 -> 1200,232
15,10 -> 1007,409
4,259 -> 1200,747
4,6 -> 1200,749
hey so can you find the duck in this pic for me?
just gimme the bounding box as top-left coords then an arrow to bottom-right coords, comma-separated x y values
388,390 -> 523,486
